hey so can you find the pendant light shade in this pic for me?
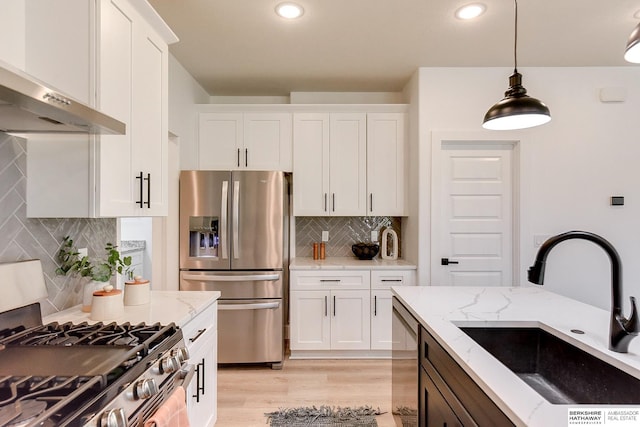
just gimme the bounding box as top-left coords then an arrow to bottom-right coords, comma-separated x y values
483,72 -> 551,130
482,0 -> 551,130
624,22 -> 640,63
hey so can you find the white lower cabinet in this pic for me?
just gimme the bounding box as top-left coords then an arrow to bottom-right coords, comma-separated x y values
290,268 -> 415,357
183,301 -> 217,427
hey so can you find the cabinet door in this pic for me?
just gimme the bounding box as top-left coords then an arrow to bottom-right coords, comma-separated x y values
25,0 -> 92,105
0,1 -> 25,70
329,113 -> 367,216
290,290 -> 331,350
187,328 -> 218,427
131,19 -> 168,216
96,0 -> 136,217
293,113 -> 330,216
367,113 -> 406,216
243,113 -> 292,171
331,289 -> 370,350
371,289 -> 394,350
199,113 -> 243,170
420,367 -> 465,427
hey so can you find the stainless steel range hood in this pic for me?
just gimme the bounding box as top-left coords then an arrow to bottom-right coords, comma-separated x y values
0,64 -> 125,135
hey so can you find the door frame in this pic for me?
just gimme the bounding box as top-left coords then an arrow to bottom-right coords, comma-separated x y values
430,131 -> 523,286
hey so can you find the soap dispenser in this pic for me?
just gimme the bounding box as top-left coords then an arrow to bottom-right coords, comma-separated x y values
381,228 -> 398,260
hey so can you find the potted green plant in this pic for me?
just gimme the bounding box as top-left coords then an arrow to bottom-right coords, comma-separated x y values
56,236 -> 132,312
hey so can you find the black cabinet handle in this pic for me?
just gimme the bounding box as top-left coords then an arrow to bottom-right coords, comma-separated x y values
136,172 -> 144,208
193,358 -> 205,402
245,148 -> 248,167
370,193 -> 373,212
324,295 -> 328,317
332,193 -> 335,212
189,328 -> 206,343
333,295 -> 336,316
441,258 -> 459,266
144,173 -> 151,208
374,295 -> 377,316
237,148 -> 240,167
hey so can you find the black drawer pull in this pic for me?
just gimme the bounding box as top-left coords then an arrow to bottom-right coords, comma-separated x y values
189,328 -> 206,343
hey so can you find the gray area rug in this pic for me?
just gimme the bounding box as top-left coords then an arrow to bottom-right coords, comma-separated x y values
265,406 -> 382,426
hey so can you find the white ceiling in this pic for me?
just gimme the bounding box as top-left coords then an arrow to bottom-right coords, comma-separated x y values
147,0 -> 640,96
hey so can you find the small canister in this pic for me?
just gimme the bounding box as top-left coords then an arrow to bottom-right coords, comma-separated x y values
313,243 -> 319,260
124,276 -> 150,306
319,242 -> 326,260
90,285 -> 124,321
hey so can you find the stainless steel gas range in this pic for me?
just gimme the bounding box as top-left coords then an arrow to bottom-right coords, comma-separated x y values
0,302 -> 192,427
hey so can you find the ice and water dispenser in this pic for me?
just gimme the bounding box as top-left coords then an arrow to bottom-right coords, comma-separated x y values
188,216 -> 219,258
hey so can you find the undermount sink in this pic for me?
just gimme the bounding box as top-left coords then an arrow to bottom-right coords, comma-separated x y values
459,326 -> 640,404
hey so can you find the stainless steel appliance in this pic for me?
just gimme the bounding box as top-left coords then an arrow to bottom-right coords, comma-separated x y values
0,61 -> 125,134
392,296 -> 419,427
179,170 -> 289,369
0,303 -> 192,427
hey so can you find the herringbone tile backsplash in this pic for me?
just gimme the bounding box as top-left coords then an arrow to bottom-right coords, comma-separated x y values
296,216 -> 402,258
0,133 -> 116,316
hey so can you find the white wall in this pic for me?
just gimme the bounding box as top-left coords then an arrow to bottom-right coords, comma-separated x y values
414,66 -> 640,311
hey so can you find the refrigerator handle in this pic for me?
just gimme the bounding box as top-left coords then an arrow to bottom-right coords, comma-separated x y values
233,180 -> 240,259
181,273 -> 280,282
220,181 -> 229,259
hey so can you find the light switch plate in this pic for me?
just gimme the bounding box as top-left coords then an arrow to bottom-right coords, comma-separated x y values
321,231 -> 329,242
371,230 -> 378,242
78,247 -> 88,258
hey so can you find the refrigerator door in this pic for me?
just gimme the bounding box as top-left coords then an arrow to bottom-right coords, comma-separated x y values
230,171 -> 284,270
179,170 -> 232,270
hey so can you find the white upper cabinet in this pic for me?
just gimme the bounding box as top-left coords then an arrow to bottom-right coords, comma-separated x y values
293,108 -> 407,217
366,113 -> 407,216
26,0 -> 174,218
24,0 -> 92,105
293,112 -> 367,216
0,1 -> 26,71
198,111 -> 292,171
97,0 -> 169,216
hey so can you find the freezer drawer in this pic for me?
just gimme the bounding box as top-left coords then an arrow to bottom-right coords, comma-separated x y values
180,270 -> 283,299
218,298 -> 283,367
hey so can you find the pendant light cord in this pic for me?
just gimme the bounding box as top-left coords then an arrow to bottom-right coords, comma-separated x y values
513,0 -> 518,72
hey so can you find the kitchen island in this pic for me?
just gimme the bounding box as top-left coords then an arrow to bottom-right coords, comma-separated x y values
392,286 -> 640,426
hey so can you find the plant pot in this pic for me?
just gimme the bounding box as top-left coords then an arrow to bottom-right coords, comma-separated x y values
82,280 -> 109,312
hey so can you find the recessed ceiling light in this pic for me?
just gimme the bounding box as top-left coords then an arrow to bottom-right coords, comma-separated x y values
275,2 -> 304,19
455,3 -> 486,20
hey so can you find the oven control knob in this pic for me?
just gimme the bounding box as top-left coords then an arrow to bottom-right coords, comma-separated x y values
99,408 -> 127,427
134,378 -> 159,400
171,347 -> 190,363
159,355 -> 181,373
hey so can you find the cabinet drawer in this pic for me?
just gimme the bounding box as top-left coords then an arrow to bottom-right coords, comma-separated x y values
290,270 -> 370,290
419,326 -> 514,426
182,301 -> 217,350
371,270 -> 415,289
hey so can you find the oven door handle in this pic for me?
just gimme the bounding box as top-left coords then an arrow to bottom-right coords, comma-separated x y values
219,301 -> 280,311
181,273 -> 280,282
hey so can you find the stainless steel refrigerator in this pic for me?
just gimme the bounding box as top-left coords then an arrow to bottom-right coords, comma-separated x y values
179,170 -> 289,369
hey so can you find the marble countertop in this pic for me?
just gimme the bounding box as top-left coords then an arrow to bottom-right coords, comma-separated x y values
290,257 -> 416,270
120,240 -> 146,253
392,286 -> 640,427
44,291 -> 220,328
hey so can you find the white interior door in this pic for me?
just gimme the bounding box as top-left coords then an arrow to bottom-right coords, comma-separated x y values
432,139 -> 517,286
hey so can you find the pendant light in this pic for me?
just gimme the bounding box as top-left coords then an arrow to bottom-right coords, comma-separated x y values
482,0 -> 551,130
624,22 -> 640,63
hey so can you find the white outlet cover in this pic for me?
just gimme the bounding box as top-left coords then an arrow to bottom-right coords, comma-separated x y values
78,247 -> 88,257
371,230 -> 378,242
321,231 -> 329,242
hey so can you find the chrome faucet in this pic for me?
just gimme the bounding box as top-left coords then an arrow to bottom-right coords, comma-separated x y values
528,230 -> 639,353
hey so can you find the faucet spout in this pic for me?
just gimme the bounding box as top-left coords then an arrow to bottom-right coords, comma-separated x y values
528,230 -> 638,353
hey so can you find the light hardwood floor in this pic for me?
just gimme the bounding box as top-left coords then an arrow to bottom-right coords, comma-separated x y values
216,358 -> 396,426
